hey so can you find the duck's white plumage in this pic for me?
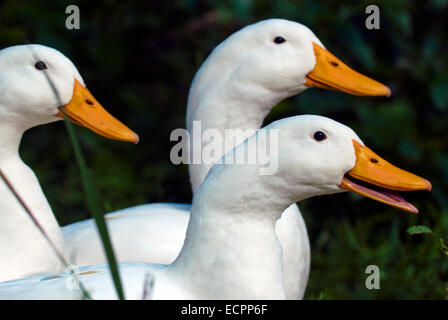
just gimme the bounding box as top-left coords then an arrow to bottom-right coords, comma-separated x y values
62,19 -> 390,299
63,203 -> 191,266
0,115 -> 366,299
0,44 -> 86,282
0,44 -> 138,283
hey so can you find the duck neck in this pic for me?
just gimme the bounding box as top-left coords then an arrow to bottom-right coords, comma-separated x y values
0,122 -> 27,159
0,121 -> 64,282
171,163 -> 292,299
187,81 -> 293,193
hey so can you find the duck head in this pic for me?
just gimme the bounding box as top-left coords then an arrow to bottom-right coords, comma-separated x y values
266,115 -> 430,213
195,19 -> 390,102
0,44 -> 138,143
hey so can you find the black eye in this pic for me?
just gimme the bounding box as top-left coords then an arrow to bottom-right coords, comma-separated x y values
273,36 -> 286,44
313,131 -> 327,141
34,61 -> 47,70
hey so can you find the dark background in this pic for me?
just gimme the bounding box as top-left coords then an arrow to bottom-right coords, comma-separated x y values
1,0 -> 447,299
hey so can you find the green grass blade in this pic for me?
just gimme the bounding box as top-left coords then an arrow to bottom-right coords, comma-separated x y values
61,110 -> 125,300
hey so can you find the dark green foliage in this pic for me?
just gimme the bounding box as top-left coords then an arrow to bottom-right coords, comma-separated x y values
1,0 -> 446,299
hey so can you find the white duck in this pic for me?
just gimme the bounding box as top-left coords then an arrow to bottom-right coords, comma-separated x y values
62,19 -> 391,299
0,44 -> 138,282
0,115 -> 431,300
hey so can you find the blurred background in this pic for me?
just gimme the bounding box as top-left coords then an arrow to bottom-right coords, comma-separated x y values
0,0 -> 447,299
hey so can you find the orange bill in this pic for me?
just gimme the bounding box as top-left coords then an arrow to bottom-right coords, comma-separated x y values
57,79 -> 139,144
339,140 -> 431,214
305,42 -> 391,97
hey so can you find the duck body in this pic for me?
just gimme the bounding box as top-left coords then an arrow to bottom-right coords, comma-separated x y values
0,115 -> 429,299
63,202 -> 310,299
63,203 -> 191,266
62,19 -> 390,299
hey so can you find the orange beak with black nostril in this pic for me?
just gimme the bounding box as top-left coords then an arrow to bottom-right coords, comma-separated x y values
56,79 -> 139,144
339,140 -> 431,214
305,42 -> 391,97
